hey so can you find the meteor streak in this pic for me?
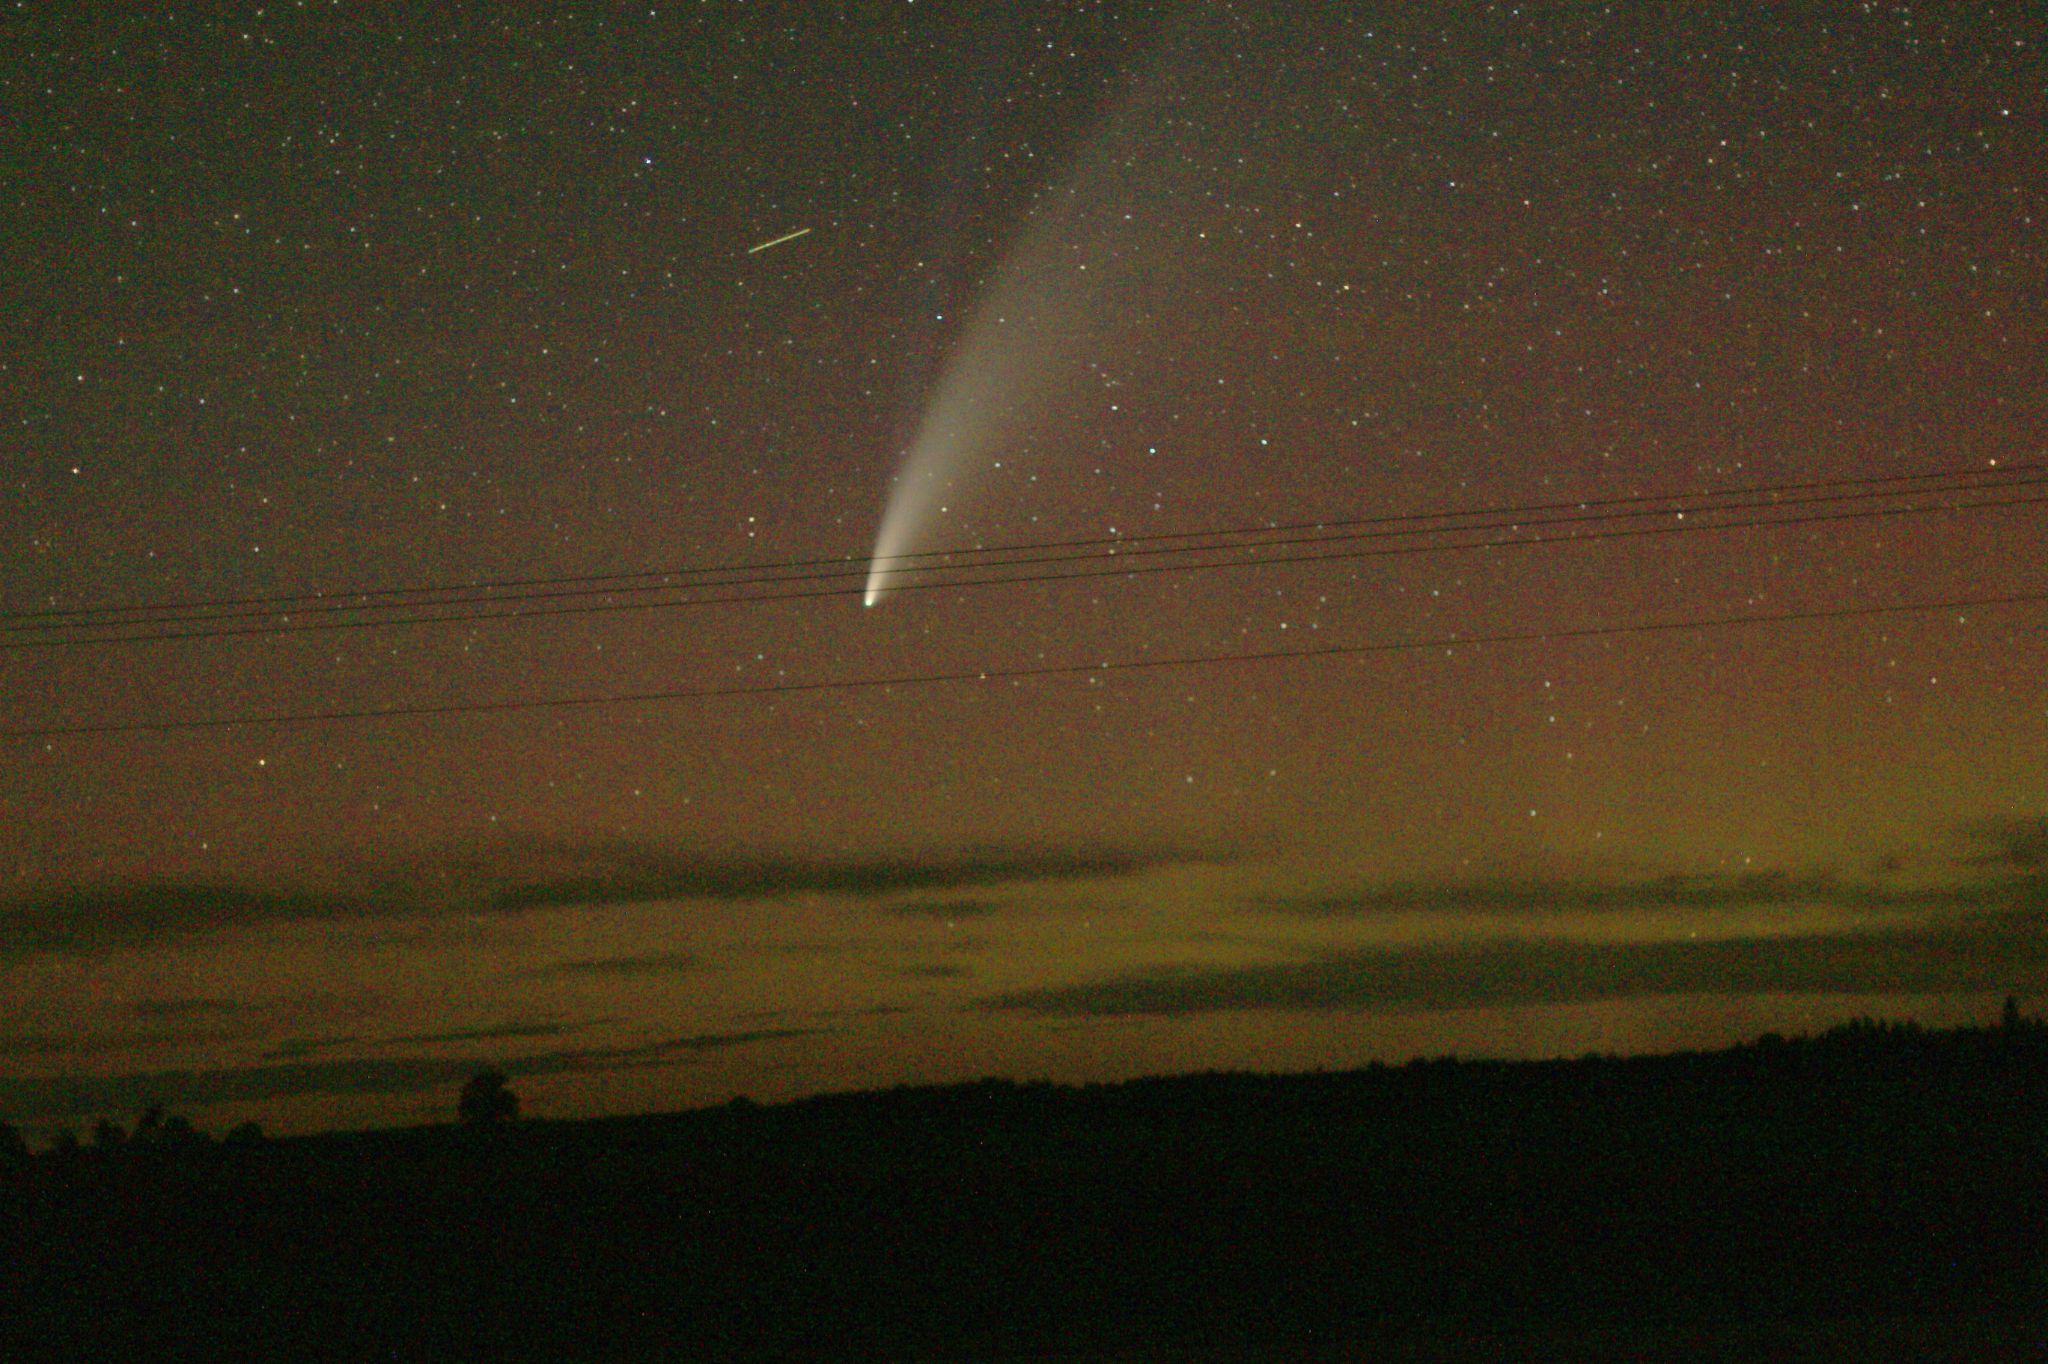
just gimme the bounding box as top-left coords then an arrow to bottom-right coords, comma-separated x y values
746,226 -> 813,255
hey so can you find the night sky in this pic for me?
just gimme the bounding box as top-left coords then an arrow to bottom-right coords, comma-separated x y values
3,3 -> 2044,1137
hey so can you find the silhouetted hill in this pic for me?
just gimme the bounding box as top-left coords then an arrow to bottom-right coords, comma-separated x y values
5,1017 -> 2047,1359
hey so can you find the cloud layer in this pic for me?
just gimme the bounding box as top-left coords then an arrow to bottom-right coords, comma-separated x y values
6,821 -> 2043,1129
0,838 -> 1172,959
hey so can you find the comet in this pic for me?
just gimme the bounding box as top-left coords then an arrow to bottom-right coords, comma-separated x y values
746,226 -> 813,255
859,10 -> 1244,611
864,20 -> 1205,610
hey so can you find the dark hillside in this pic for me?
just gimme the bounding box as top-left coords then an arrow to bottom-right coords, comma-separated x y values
5,1019 -> 2047,1359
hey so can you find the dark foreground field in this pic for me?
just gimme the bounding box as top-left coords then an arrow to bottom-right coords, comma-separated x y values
6,1019 -> 2048,1360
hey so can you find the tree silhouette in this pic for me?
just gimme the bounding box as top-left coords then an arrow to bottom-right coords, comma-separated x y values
458,1068 -> 519,1126
0,1119 -> 27,1168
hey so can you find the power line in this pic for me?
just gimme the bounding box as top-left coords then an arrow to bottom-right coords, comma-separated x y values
8,467 -> 2041,641
8,484 -> 2044,651
9,588 -> 2041,740
4,460 -> 2029,626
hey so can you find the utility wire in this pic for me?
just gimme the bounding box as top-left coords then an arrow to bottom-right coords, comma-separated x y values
7,484 -> 2045,651
9,588 -> 2040,740
7,467 -> 2041,640
4,460 -> 2030,626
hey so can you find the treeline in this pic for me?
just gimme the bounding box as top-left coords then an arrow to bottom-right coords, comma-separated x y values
0,1105 -> 263,1165
8,1005 -> 2042,1168
0,1065 -> 514,1169
4,1008 -> 2048,1360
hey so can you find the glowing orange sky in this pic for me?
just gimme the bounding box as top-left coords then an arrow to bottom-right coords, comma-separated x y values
2,4 -> 2043,1136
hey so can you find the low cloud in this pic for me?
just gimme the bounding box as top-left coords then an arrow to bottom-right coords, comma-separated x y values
382,1020 -> 583,1047
521,949 -> 698,980
265,1035 -> 362,1062
130,997 -> 248,1020
880,898 -> 1002,920
473,842 -> 1165,912
1262,869 -> 2017,921
0,838 -> 1175,960
1963,815 -> 2048,872
0,1056 -> 484,1121
0,883 -> 366,957
898,963 -> 970,980
0,1027 -> 826,1121
268,1018 -> 600,1061
525,1027 -> 824,1074
984,908 -> 2048,1018
0,1030 -> 245,1060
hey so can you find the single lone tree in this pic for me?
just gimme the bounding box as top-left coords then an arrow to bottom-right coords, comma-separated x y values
458,1068 -> 519,1126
